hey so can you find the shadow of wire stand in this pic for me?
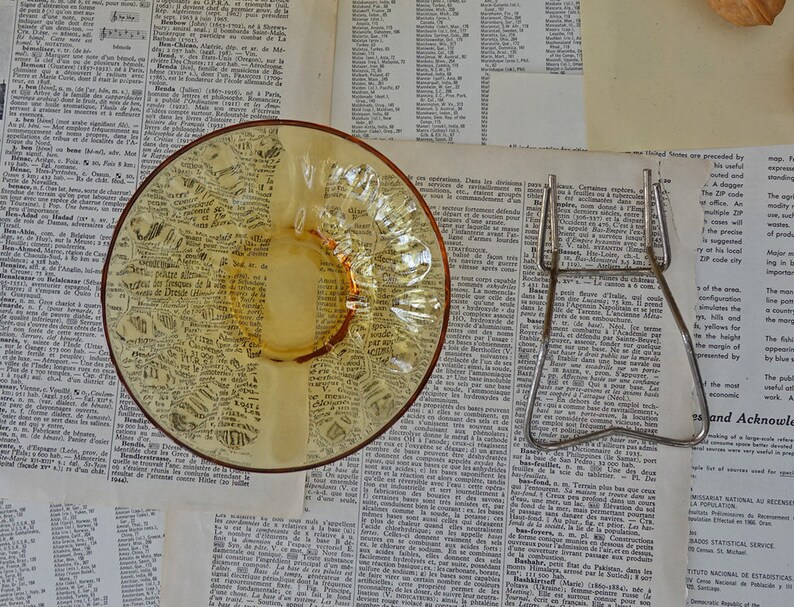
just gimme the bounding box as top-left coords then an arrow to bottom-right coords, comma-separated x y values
523,170 -> 710,451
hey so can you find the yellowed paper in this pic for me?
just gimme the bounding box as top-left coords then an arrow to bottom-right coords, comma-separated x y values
581,0 -> 794,151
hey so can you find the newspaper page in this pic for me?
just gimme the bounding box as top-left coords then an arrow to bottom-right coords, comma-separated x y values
330,0 -> 581,144
160,139 -> 710,606
487,71 -> 794,606
0,0 -> 339,515
0,497 -> 163,605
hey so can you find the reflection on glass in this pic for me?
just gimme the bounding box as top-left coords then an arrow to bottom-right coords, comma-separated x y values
103,122 -> 449,471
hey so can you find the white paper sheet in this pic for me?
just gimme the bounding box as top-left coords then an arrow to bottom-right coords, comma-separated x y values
487,72 -> 585,150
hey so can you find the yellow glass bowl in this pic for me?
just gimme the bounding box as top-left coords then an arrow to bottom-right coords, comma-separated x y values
102,121 -> 450,471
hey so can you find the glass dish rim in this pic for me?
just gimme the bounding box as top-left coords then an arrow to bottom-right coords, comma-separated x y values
100,119 -> 452,473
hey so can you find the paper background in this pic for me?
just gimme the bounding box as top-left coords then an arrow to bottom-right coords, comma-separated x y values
487,73 -> 586,150
581,0 -> 794,151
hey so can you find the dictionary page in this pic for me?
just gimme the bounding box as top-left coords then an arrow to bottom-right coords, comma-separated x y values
487,72 -> 585,150
330,0 -> 581,144
488,71 -> 794,606
0,498 -> 163,605
0,0 -> 338,516
160,140 -> 709,606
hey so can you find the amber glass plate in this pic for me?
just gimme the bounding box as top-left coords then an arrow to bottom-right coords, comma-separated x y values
102,121 -> 450,471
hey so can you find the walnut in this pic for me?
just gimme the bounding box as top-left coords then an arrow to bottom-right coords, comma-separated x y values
706,0 -> 786,25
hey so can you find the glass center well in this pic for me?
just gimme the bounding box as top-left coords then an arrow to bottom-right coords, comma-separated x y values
227,232 -> 354,362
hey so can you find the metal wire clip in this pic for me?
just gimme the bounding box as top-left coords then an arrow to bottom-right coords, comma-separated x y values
523,170 -> 709,451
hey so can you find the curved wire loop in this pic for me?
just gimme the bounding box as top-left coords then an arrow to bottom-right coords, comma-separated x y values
524,170 -> 709,451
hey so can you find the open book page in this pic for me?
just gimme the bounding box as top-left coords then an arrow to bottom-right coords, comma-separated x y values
0,497 -> 163,605
330,0 -> 581,144
159,140 -> 709,606
488,71 -> 794,606
0,0 -> 339,515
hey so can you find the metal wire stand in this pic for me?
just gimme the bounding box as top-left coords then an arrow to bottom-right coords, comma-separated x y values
524,170 -> 710,451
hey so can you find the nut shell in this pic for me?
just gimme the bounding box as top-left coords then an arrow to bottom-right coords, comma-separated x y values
707,0 -> 786,25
